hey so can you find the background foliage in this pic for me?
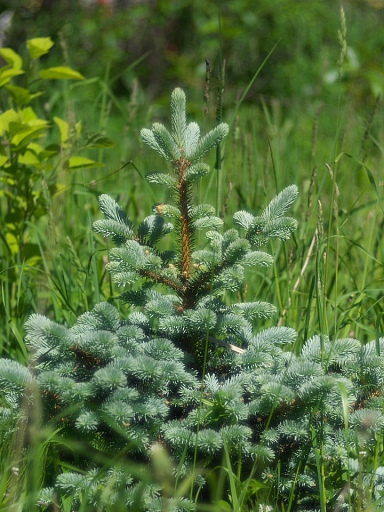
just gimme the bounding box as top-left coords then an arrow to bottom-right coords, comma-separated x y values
0,0 -> 382,355
0,1 -> 384,509
2,0 -> 384,102
0,0 -> 383,353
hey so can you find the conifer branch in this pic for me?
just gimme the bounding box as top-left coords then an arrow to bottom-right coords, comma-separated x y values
208,336 -> 245,354
70,345 -> 107,369
138,268 -> 184,295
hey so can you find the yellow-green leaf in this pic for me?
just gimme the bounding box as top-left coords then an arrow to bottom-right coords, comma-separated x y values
0,48 -> 23,69
54,116 -> 70,145
27,37 -> 54,59
20,106 -> 38,122
0,109 -> 19,133
0,68 -> 24,87
5,84 -> 43,106
25,255 -> 42,267
75,120 -> 82,138
26,142 -> 45,155
11,120 -> 49,148
68,156 -> 103,169
0,154 -> 8,167
39,66 -> 85,80
18,149 -> 41,167
5,232 -> 19,255
52,183 -> 71,197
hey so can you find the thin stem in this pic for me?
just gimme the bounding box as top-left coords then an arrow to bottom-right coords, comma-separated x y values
138,269 -> 183,294
176,157 -> 193,285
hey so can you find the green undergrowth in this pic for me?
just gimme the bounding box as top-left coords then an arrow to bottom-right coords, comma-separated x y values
0,82 -> 384,511
0,22 -> 384,511
3,85 -> 383,358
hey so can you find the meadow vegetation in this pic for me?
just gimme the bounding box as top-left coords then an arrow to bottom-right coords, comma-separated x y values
1,2 -> 384,510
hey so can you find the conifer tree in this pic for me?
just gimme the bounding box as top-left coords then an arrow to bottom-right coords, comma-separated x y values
1,89 -> 384,511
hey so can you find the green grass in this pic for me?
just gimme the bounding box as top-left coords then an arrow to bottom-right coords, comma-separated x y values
1,37 -> 384,510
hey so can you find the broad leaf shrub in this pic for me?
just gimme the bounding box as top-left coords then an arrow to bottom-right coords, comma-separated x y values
1,88 -> 384,511
0,37 -> 113,358
0,37 -> 87,272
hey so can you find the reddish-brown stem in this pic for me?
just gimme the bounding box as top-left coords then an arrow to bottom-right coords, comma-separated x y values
175,157 -> 192,285
138,269 -> 184,294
